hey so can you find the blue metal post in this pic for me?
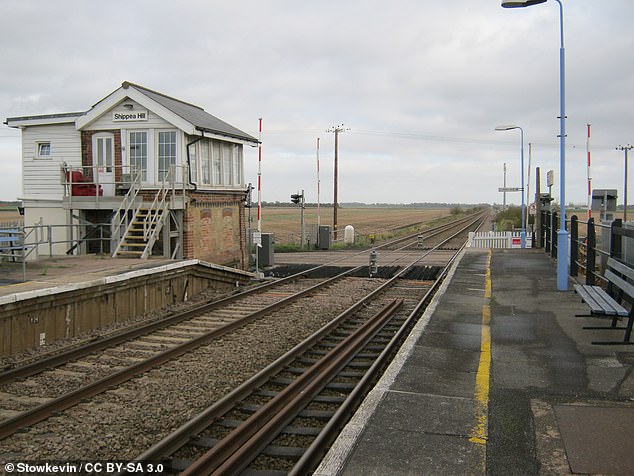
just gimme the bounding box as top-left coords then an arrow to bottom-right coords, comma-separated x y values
520,127 -> 526,248
501,0 -> 568,288
555,0 -> 568,290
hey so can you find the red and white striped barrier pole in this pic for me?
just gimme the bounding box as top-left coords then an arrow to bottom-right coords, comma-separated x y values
317,137 -> 321,227
257,117 -> 263,232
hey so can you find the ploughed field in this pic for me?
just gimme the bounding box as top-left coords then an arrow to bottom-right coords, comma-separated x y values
259,207 -> 452,245
0,208 -> 21,225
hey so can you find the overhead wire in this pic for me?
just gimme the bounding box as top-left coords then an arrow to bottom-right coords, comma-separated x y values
251,127 -> 613,151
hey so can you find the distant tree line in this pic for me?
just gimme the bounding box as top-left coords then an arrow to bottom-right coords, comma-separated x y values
494,205 -> 535,231
259,201 -> 489,209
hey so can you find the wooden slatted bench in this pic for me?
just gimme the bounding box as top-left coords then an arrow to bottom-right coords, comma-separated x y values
0,229 -> 22,262
574,257 -> 634,345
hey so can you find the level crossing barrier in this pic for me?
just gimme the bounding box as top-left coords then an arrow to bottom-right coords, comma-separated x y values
468,231 -> 532,249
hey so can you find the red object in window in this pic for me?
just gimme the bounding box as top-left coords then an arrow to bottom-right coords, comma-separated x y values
66,171 -> 103,196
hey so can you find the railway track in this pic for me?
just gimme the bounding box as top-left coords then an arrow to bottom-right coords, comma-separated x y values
0,210 -> 487,468
270,209 -> 488,273
126,212 -> 487,474
0,272 -> 384,439
379,209 -> 488,251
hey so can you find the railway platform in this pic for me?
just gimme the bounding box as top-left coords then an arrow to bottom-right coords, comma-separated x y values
317,248 -> 634,475
0,255 -> 177,297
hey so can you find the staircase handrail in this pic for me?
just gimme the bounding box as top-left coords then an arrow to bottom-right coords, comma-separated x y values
141,199 -> 168,259
111,170 -> 142,257
140,168 -> 172,258
143,168 -> 171,240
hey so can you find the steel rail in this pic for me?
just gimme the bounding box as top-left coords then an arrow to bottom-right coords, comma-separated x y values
291,217 -> 485,474
387,212 -> 486,272
0,279 -> 292,384
132,259 -> 427,465
131,212 -> 487,472
387,211 -> 487,253
0,211 -> 485,384
0,265 -> 365,441
268,210 -> 487,274
380,210 -> 487,251
184,300 -> 404,476
1,212 -> 486,447
266,214 -> 487,474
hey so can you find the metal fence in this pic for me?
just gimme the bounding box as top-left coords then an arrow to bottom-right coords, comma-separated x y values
538,210 -> 633,285
1,222 -> 111,281
468,231 -> 533,249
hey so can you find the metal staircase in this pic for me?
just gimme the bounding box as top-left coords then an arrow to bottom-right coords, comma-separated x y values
112,171 -> 171,259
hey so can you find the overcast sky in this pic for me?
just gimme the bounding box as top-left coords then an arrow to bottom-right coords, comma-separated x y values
1,0 -> 633,207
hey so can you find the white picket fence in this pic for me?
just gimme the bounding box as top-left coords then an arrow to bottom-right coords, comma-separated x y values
468,231 -> 532,249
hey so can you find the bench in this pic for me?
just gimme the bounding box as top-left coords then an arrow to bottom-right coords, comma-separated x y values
574,257 -> 634,345
0,229 -> 22,262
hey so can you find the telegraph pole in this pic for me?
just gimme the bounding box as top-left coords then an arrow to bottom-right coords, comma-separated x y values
257,117 -> 263,232
316,138 -> 321,227
617,144 -> 633,221
327,124 -> 349,240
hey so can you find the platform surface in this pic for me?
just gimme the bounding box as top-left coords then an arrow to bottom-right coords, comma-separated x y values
0,255 -> 253,302
316,248 -> 634,475
0,256 -> 178,297
3,249 -> 633,473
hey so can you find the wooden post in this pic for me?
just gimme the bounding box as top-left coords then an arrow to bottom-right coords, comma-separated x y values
586,217 -> 596,285
611,219 -> 623,260
545,210 -> 551,253
535,167 -> 542,248
333,128 -> 339,241
551,211 -> 558,259
570,215 -> 578,276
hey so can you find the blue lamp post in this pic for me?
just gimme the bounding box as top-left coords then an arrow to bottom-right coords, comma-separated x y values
496,125 -> 526,248
502,0 -> 568,290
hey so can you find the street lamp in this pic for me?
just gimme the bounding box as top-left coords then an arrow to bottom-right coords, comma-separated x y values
502,0 -> 568,291
495,125 -> 526,248
502,0 -> 548,6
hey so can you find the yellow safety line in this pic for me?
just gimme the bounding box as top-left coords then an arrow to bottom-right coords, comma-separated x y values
469,249 -> 492,446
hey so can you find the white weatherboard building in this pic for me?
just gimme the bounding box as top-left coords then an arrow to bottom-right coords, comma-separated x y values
5,82 -> 258,268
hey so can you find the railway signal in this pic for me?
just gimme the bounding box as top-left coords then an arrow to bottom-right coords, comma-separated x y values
369,249 -> 378,277
290,190 -> 306,248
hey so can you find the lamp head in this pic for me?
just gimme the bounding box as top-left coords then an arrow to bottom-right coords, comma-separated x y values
495,125 -> 520,131
501,0 -> 547,8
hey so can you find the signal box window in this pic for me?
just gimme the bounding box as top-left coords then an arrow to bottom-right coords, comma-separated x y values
37,142 -> 51,158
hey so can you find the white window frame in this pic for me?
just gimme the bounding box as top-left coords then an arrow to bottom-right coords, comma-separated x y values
222,142 -> 232,185
128,129 -> 149,182
192,138 -> 243,189
232,144 -> 243,186
199,140 -> 210,185
93,132 -> 114,172
212,140 -> 221,185
157,129 -> 178,182
190,140 -> 199,184
36,141 -> 51,159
